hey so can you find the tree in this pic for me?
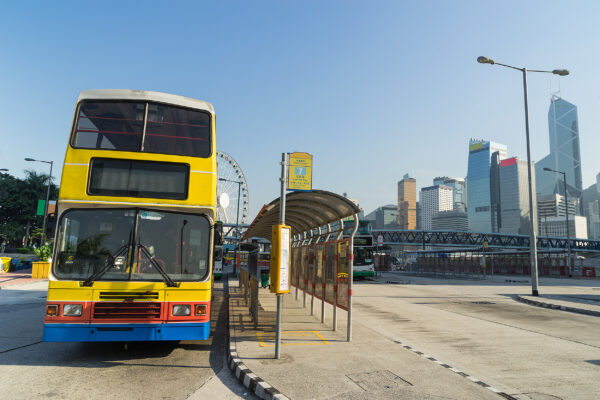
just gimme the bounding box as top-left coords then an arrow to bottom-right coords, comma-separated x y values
0,170 -> 59,247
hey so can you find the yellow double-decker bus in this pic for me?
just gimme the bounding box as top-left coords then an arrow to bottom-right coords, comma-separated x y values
44,90 -> 217,342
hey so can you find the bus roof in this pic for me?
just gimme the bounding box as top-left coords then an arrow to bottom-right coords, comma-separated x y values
77,89 -> 214,114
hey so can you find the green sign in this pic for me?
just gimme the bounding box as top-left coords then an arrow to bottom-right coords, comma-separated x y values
36,199 -> 45,216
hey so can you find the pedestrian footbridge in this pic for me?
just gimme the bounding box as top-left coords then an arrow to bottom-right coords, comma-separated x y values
372,229 -> 600,252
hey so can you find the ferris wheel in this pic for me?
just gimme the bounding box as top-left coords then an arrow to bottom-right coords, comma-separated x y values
216,151 -> 249,225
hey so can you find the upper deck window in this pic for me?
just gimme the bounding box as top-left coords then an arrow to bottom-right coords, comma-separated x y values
73,102 -> 144,152
72,100 -> 211,157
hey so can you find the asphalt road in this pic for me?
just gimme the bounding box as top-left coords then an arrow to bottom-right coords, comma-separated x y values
353,273 -> 600,400
0,276 -> 255,400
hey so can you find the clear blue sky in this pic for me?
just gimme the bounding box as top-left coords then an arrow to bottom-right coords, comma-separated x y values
2,1 -> 599,220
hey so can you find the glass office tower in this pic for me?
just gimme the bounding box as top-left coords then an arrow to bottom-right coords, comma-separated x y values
432,176 -> 467,211
467,139 -> 507,232
535,95 -> 582,204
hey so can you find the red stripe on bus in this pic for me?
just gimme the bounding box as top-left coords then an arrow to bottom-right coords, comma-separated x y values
77,129 -> 139,136
77,129 -> 206,141
145,133 -> 206,141
81,115 -> 208,128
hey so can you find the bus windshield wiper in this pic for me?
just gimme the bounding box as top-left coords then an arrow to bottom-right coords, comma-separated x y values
138,244 -> 178,287
82,244 -> 129,286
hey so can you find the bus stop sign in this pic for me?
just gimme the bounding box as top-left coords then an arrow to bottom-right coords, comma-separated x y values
287,152 -> 312,192
270,224 -> 291,294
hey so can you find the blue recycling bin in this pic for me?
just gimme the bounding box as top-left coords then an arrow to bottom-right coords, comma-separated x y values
9,258 -> 20,272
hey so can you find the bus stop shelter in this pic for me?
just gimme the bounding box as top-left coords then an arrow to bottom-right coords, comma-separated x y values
242,189 -> 361,341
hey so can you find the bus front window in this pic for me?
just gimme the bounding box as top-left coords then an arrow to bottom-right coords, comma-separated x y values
135,211 -> 210,281
354,247 -> 373,266
55,209 -> 135,280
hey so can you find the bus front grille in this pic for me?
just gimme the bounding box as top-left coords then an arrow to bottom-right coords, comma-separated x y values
99,291 -> 159,300
93,302 -> 162,320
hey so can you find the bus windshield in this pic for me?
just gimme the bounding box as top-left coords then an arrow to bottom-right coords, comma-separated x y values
54,209 -> 210,282
354,246 -> 373,266
72,100 -> 211,157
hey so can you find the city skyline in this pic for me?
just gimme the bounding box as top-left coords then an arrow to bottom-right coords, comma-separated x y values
3,2 -> 600,221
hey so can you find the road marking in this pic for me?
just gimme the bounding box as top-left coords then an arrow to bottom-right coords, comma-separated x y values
393,339 -> 517,400
256,330 -> 330,347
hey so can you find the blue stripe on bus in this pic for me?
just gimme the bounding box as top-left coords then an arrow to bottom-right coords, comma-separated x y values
43,322 -> 210,342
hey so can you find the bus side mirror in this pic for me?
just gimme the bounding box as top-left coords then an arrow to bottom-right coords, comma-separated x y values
214,221 -> 223,246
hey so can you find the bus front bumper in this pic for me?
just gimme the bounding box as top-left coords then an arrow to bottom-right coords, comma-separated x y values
43,322 -> 210,342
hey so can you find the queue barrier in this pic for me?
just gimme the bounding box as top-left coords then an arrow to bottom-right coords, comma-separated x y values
239,248 -> 270,329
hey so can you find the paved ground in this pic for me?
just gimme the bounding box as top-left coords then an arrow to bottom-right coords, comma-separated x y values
353,273 -> 600,400
2,270 -> 599,399
229,272 -> 600,400
229,276 -> 503,400
0,274 -> 255,400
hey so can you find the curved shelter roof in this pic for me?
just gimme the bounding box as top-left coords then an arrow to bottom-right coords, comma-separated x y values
243,190 -> 361,240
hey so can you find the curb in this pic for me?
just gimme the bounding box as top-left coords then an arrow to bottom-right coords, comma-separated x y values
227,278 -> 290,400
516,295 -> 600,317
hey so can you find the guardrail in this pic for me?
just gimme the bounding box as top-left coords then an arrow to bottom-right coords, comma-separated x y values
239,250 -> 270,329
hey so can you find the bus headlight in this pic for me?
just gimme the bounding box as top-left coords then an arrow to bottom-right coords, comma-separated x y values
63,304 -> 83,317
173,304 -> 191,316
195,304 -> 207,316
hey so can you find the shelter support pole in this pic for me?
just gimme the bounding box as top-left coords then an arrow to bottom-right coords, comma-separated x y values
305,229 -> 313,309
348,213 -> 358,341
333,219 -> 343,331
322,223 -> 331,324
297,232 -> 306,300
311,227 -> 321,316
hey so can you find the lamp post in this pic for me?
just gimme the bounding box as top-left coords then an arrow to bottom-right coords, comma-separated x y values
477,56 -> 569,296
219,177 -> 242,277
543,167 -> 572,276
25,158 -> 54,246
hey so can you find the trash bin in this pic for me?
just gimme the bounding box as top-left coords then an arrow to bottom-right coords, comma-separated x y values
9,258 -> 20,272
260,270 -> 270,288
0,257 -> 11,273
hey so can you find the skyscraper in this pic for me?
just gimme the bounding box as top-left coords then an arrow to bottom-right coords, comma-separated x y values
432,176 -> 467,211
397,176 -> 417,229
467,139 -> 507,232
535,95 -> 582,208
499,157 -> 536,235
420,185 -> 453,230
432,210 -> 468,231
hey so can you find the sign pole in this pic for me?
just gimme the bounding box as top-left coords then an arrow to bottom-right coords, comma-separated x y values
275,152 -> 288,359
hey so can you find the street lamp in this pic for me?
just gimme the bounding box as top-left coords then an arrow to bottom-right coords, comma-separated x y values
478,56 -> 569,296
543,167 -> 572,276
25,158 -> 54,246
219,177 -> 242,276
